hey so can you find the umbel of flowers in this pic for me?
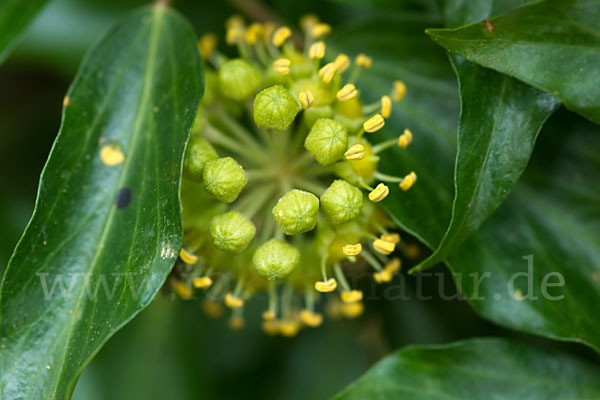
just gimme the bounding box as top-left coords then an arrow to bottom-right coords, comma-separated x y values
170,14 -> 416,336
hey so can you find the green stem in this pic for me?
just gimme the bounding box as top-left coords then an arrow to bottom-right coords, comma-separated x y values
333,263 -> 350,292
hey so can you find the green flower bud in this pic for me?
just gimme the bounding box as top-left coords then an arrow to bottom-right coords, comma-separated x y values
320,180 -> 363,224
272,189 -> 319,235
304,105 -> 332,129
210,211 -> 256,253
304,118 -> 348,165
253,239 -> 300,280
218,59 -> 261,100
253,85 -> 301,131
202,157 -> 247,203
183,136 -> 218,181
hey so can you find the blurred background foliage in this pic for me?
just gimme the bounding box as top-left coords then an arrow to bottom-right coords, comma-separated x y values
1,0 -> 597,399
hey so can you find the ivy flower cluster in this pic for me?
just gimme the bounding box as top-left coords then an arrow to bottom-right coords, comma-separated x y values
170,14 -> 416,336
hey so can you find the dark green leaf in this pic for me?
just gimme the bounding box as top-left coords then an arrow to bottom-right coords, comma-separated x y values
331,338 -> 600,399
0,5 -> 202,399
0,0 -> 48,63
428,0 -> 600,124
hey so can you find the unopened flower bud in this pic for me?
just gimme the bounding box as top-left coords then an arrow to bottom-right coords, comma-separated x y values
183,137 -> 218,181
210,211 -> 256,252
272,189 -> 319,235
304,118 -> 348,165
218,59 -> 261,100
320,180 -> 363,224
253,85 -> 301,130
253,239 -> 300,280
203,157 -> 247,203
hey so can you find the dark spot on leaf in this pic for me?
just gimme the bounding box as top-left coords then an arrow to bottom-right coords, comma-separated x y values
115,187 -> 132,209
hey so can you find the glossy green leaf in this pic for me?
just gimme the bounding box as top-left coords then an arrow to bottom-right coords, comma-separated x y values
331,338 -> 600,399
0,0 -> 48,63
428,0 -> 600,124
0,5 -> 202,399
415,0 -> 560,271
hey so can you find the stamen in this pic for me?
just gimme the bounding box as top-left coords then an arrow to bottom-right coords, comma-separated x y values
226,26 -> 245,45
334,54 -> 350,73
373,270 -> 393,283
398,129 -> 413,148
341,290 -> 363,304
229,315 -> 246,330
399,171 -> 417,191
381,95 -> 392,118
225,15 -> 244,29
308,41 -> 326,59
193,276 -> 213,289
318,62 -> 337,83
272,26 -> 292,46
179,248 -> 198,264
300,309 -> 323,327
392,80 -> 406,101
344,144 -> 365,160
336,83 -> 358,101
262,310 -> 276,321
315,278 -> 337,292
262,319 -> 280,335
368,183 -> 389,202
300,14 -> 319,32
355,53 -> 372,68
373,238 -> 395,255
224,292 -> 244,308
342,243 -> 362,256
198,33 -> 217,59
202,299 -> 224,318
273,58 -> 291,74
279,319 -> 301,337
384,258 -> 402,273
299,90 -> 315,109
363,114 -> 385,133
312,23 -> 332,38
245,23 -> 263,44
380,233 -> 400,244
171,279 -> 193,299
341,302 -> 364,318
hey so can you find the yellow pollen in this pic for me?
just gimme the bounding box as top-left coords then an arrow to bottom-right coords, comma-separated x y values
355,53 -> 372,68
279,320 -> 301,337
198,33 -> 217,59
192,276 -> 213,289
341,290 -> 363,304
273,58 -> 291,74
318,62 -> 337,83
179,248 -> 198,264
262,310 -> 276,321
399,171 -> 417,191
315,278 -> 337,292
224,292 -> 244,308
392,80 -> 406,101
262,319 -> 280,335
228,316 -> 245,330
226,26 -> 244,45
299,90 -> 315,109
300,309 -> 323,327
272,26 -> 291,46
368,183 -> 389,202
373,270 -> 393,284
202,299 -> 224,318
398,129 -> 413,149
225,14 -> 244,29
363,114 -> 385,133
342,243 -> 362,256
300,14 -> 319,32
336,83 -> 358,101
381,95 -> 392,118
380,233 -> 400,244
311,23 -> 332,38
384,258 -> 402,274
308,41 -> 326,59
100,144 -> 125,167
344,144 -> 365,160
171,280 -> 193,299
341,302 -> 363,318
373,239 -> 395,255
334,54 -> 350,73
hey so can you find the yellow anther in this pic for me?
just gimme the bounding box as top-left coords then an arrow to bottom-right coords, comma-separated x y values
334,54 -> 350,73
171,280 -> 193,299
381,95 -> 392,118
336,83 -> 358,101
226,26 -> 244,45
315,278 -> 337,292
312,23 -> 332,38
373,270 -> 393,284
380,233 -> 400,244
179,248 -> 198,264
399,171 -> 417,191
355,53 -> 372,68
224,292 -> 244,308
262,319 -> 280,335
192,276 -> 213,289
373,239 -> 395,255
344,144 -> 366,160
398,128 -> 413,149
228,316 -> 245,330
384,258 -> 402,274
308,41 -> 326,59
272,26 -> 292,46
318,62 -> 337,83
342,243 -> 362,256
279,320 -> 301,337
245,23 -> 263,44
341,290 -> 363,304
262,310 -> 276,321
368,183 -> 389,202
300,14 -> 319,32
363,114 -> 385,133
392,80 -> 406,101
341,302 -> 363,318
300,309 -> 323,327
273,58 -> 291,74
225,14 -> 244,29
202,299 -> 224,318
198,33 -> 217,59
262,22 -> 276,42
100,143 -> 125,167
299,91 -> 315,109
